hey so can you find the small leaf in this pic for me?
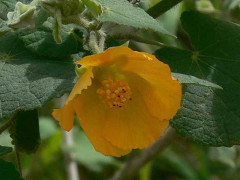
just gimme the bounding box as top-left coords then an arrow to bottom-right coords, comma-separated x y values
0,145 -> 13,156
95,0 -> 173,37
9,110 -> 40,153
82,0 -> 103,17
0,158 -> 23,180
52,11 -> 62,44
7,2 -> 36,29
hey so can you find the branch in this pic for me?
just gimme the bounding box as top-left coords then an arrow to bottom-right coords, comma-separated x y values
110,127 -> 177,180
64,131 -> 80,180
147,0 -> 183,18
59,94 -> 80,180
0,119 -> 13,135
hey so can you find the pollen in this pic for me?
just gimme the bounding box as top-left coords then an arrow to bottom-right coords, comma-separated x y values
97,78 -> 132,108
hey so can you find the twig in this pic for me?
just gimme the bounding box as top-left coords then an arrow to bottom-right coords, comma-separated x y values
0,119 -> 13,135
110,127 -> 177,180
147,0 -> 183,18
64,131 -> 80,180
59,94 -> 80,180
15,147 -> 23,178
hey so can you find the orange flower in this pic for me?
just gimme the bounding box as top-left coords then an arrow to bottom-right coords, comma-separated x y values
52,47 -> 182,157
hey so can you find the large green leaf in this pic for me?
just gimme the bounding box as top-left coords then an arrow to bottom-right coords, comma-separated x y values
95,0 -> 172,36
155,11 -> 240,146
0,158 -> 23,180
0,33 -> 75,120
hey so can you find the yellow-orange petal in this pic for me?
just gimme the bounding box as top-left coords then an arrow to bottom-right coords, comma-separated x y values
141,74 -> 182,120
52,102 -> 75,131
102,79 -> 170,150
118,50 -> 182,119
52,67 -> 93,131
75,47 -> 132,67
73,81 -> 131,157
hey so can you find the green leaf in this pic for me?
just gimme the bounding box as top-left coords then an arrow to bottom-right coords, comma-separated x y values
18,21 -> 83,58
0,145 -> 12,156
82,0 -> 102,17
95,0 -> 173,36
0,0 -> 17,19
63,128 -> 116,171
0,158 -> 23,180
9,110 -> 40,153
0,33 -> 75,120
155,11 -> 240,146
0,19 -> 11,37
172,73 -> 222,89
39,116 -> 58,140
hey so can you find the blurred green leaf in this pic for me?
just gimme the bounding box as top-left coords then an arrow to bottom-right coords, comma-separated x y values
9,110 -> 40,153
159,149 -> 199,180
0,145 -> 12,156
63,128 -> 116,172
41,130 -> 62,164
95,0 -> 173,37
209,147 -> 237,168
0,33 -> 75,120
39,116 -> 58,140
0,158 -> 23,180
155,11 -> 240,146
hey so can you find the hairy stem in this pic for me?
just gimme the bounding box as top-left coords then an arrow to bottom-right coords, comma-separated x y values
89,31 -> 101,54
147,0 -> 183,18
110,127 -> 177,180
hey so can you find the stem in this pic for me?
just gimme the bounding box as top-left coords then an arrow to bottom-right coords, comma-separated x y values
98,30 -> 106,52
15,148 -> 23,178
64,131 -> 80,180
0,120 -> 13,134
110,127 -> 177,180
147,0 -> 183,18
89,31 -> 101,54
59,94 -> 80,180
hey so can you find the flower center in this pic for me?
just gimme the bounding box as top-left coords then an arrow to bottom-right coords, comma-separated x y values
97,78 -> 132,108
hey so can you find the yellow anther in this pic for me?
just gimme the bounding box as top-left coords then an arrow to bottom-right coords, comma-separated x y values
97,78 -> 132,108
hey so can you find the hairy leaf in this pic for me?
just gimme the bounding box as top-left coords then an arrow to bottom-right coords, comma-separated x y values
96,0 -> 173,36
155,11 -> 240,146
0,33 -> 75,120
